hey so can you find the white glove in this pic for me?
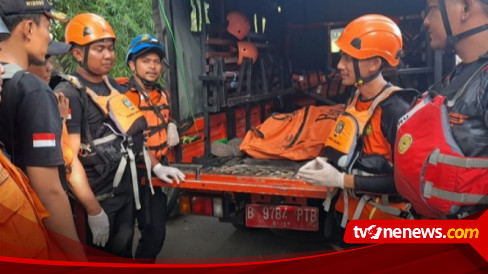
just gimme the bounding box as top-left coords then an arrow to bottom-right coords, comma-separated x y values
87,209 -> 110,247
297,157 -> 345,188
153,163 -> 185,184
167,122 -> 180,147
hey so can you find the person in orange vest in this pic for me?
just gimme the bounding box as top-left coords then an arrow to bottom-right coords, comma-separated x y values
117,34 -> 183,263
298,15 -> 418,228
0,1 -> 85,261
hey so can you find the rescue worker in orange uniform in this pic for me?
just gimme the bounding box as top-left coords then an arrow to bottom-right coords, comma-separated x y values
0,24 -> 50,260
117,34 -> 183,263
298,15 -> 418,227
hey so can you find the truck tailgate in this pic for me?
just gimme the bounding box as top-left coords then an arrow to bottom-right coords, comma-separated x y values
150,157 -> 328,199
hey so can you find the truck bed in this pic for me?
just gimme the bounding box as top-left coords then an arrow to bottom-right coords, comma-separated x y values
151,156 -> 329,199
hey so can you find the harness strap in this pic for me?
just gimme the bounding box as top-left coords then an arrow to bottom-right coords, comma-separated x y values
429,148 -> 488,168
352,193 -> 370,221
113,147 -> 128,189
95,192 -> 114,202
147,124 -> 166,136
143,144 -> 155,195
323,188 -> 339,212
147,142 -> 168,151
139,105 -> 170,111
423,181 -> 488,204
341,190 -> 349,228
80,133 -> 118,153
127,147 -> 141,210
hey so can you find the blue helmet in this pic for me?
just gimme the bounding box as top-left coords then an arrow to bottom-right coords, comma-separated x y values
126,34 -> 165,66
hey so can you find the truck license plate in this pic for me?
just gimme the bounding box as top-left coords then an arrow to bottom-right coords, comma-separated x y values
245,204 -> 319,231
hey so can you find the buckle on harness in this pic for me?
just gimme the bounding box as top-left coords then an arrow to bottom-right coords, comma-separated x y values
96,192 -> 115,202
79,148 -> 92,158
126,136 -> 134,149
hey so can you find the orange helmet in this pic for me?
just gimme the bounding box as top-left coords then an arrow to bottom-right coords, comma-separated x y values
336,14 -> 403,67
226,11 -> 250,40
65,13 -> 116,46
237,41 -> 258,65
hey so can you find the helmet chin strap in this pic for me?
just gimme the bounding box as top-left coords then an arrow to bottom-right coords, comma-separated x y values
353,58 -> 381,88
439,0 -> 488,50
80,44 -> 105,77
135,73 -> 159,90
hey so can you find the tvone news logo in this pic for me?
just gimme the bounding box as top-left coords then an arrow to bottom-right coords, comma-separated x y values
353,225 -> 478,240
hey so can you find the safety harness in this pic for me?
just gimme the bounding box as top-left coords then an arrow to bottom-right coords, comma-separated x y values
61,74 -> 154,210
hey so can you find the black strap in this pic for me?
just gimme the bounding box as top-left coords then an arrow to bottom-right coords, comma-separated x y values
147,124 -> 166,136
139,104 -> 170,111
439,0 -> 453,38
147,142 -> 168,151
455,24 -> 488,43
439,0 -> 488,48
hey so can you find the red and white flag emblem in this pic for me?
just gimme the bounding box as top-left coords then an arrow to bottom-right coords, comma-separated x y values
67,109 -> 72,120
33,133 -> 56,148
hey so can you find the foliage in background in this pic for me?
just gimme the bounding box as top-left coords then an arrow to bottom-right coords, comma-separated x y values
51,0 -> 155,77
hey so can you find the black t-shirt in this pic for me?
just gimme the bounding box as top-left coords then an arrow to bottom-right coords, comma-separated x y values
0,69 -> 64,170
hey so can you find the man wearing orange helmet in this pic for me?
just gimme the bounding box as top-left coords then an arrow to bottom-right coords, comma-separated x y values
54,12 -> 123,256
394,0 -> 488,219
298,15 -> 418,226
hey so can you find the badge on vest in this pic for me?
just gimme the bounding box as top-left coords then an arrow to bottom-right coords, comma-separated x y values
364,124 -> 372,136
397,133 -> 413,154
334,120 -> 345,136
123,98 -> 135,110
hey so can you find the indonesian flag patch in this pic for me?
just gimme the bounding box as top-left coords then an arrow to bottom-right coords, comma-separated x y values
33,133 -> 56,148
67,109 -> 72,120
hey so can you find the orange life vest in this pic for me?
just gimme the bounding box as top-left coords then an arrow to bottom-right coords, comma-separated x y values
0,150 -> 50,259
323,86 -> 412,226
84,77 -> 146,136
120,77 -> 171,161
323,86 -> 400,170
